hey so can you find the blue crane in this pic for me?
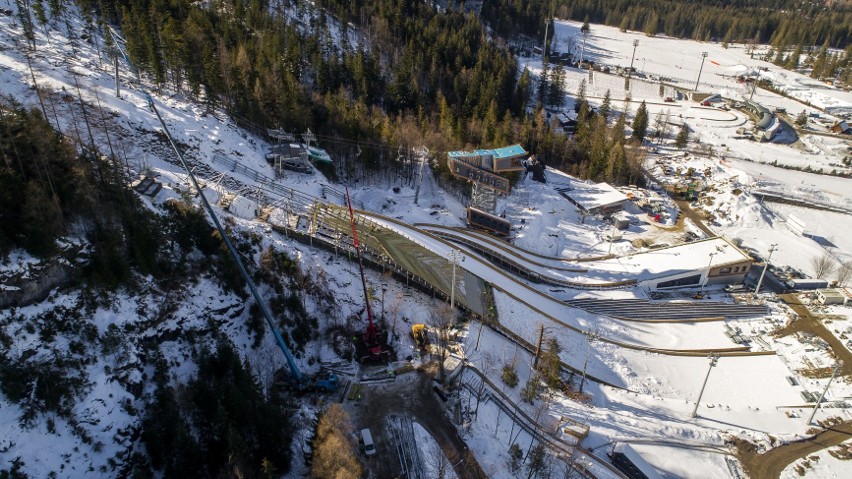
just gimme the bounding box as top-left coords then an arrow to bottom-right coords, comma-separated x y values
110,27 -> 336,392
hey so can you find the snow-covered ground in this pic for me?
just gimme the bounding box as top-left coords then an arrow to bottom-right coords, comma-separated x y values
2,4 -> 852,479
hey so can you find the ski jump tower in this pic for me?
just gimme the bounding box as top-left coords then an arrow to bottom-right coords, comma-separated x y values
447,144 -> 528,235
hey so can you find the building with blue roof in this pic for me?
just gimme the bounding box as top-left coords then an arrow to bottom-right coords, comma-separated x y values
448,144 -> 527,172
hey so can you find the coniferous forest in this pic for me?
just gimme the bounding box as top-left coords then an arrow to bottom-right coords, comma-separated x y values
24,0 -> 843,191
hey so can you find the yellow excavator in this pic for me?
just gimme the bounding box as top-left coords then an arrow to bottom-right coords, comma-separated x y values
411,324 -> 428,349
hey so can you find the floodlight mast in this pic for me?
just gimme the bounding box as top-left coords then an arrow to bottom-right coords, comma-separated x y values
627,39 -> 639,90
695,52 -> 708,91
752,244 -> 778,301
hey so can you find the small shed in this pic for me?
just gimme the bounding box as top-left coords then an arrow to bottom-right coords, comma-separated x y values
816,288 -> 848,305
829,121 -> 850,134
612,213 -> 630,230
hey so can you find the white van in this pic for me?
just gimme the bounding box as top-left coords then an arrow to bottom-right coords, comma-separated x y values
360,428 -> 376,456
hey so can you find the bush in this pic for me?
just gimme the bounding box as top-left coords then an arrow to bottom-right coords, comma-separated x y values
501,364 -> 518,388
311,404 -> 361,479
521,374 -> 540,403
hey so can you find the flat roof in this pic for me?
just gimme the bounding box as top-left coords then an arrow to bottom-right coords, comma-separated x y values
448,144 -> 527,160
817,289 -> 846,298
612,443 -> 663,479
616,237 -> 752,280
561,180 -> 629,210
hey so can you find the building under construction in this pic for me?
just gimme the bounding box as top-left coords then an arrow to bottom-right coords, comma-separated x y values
447,145 -> 528,235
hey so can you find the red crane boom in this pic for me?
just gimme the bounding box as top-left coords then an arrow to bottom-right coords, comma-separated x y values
345,187 -> 381,354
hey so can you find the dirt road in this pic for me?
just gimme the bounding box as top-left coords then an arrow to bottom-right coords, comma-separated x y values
347,368 -> 487,479
674,199 -> 716,237
733,293 -> 852,478
776,293 -> 852,377
736,423 -> 852,478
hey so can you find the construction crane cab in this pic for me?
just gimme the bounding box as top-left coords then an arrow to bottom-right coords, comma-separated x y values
411,323 -> 428,349
313,371 -> 339,392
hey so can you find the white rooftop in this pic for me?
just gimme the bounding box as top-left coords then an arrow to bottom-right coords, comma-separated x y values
605,237 -> 751,281
556,177 -> 629,211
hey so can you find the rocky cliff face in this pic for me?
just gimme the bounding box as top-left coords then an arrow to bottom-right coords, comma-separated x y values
0,246 -> 85,309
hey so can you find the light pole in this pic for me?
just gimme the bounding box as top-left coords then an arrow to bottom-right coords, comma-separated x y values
702,251 -> 718,291
579,329 -> 599,393
752,244 -> 778,302
449,249 -> 461,309
607,223 -> 618,255
381,283 -> 388,320
626,39 -> 639,90
807,365 -> 840,425
695,52 -> 708,91
691,354 -> 719,418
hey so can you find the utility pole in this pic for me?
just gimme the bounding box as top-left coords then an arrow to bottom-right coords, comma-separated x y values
533,323 -> 544,368
691,354 -> 719,418
413,146 -> 428,206
807,365 -> 840,425
580,31 -> 588,65
752,243 -> 778,302
381,283 -> 388,321
695,52 -> 708,91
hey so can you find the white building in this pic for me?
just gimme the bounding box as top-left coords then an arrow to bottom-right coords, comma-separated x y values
557,180 -> 629,216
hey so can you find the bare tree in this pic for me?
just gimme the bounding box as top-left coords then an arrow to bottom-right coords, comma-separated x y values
249,341 -> 284,396
811,254 -> 837,279
423,440 -> 451,479
386,290 -> 403,342
526,443 -> 550,479
473,358 -> 493,417
431,301 -> 457,382
835,261 -> 852,287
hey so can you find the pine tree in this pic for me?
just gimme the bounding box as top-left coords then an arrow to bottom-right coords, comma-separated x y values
644,12 -> 659,37
599,89 -> 611,124
811,43 -> 829,80
675,122 -> 690,149
613,113 -> 627,144
577,79 -> 587,109
539,338 -> 562,390
547,65 -> 565,108
538,63 -> 549,108
588,116 -> 608,180
607,141 -> 629,185
786,44 -> 803,70
795,110 -> 808,127
631,101 -> 649,143
773,47 -> 785,65
514,67 -> 532,114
